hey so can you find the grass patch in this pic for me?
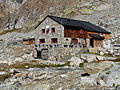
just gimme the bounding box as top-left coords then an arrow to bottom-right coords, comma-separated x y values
79,63 -> 84,67
83,51 -> 95,54
0,28 -> 20,35
98,53 -> 113,57
113,58 -> 120,62
79,8 -> 94,15
91,58 -> 120,63
0,72 -> 12,81
9,61 -> 71,69
56,68 -> 70,70
64,61 -> 71,66
0,63 -> 9,71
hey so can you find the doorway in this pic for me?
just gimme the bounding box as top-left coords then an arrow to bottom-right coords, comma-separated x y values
37,51 -> 41,58
90,39 -> 94,47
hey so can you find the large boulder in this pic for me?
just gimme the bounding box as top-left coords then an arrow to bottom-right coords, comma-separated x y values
80,77 -> 97,86
22,54 -> 33,60
68,56 -> 84,67
88,48 -> 98,53
99,51 -> 104,56
106,63 -> 120,86
96,56 -> 105,61
80,54 -> 97,62
80,55 -> 87,60
60,74 -> 67,78
105,57 -> 116,60
0,60 -> 8,64
15,73 -> 29,79
15,58 -> 24,62
83,61 -> 114,74
77,74 -> 99,86
0,71 -> 6,75
86,57 -> 96,62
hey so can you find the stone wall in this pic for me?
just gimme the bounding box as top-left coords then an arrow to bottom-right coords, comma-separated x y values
103,39 -> 111,49
47,47 -> 85,61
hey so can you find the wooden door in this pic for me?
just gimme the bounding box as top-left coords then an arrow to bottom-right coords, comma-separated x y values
72,39 -> 78,44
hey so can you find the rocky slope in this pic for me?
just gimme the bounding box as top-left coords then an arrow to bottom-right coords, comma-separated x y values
0,0 -> 120,69
0,0 -> 120,89
0,0 -> 120,35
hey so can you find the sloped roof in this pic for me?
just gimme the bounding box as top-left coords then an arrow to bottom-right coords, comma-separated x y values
89,34 -> 104,40
35,15 -> 111,34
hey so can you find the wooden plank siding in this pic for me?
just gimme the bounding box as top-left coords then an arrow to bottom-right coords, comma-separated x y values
23,38 -> 35,45
64,28 -> 111,47
103,34 -> 111,39
93,40 -> 103,47
64,29 -> 87,38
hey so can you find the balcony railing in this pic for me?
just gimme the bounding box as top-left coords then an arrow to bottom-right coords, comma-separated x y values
35,44 -> 62,51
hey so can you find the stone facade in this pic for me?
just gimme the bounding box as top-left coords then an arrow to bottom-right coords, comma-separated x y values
35,17 -> 64,46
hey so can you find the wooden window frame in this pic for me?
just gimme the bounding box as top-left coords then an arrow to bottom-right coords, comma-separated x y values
51,28 -> 55,33
51,38 -> 58,43
41,29 -> 45,34
39,39 -> 45,44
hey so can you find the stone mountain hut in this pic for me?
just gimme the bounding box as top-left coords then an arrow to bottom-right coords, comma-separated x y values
34,15 -> 111,58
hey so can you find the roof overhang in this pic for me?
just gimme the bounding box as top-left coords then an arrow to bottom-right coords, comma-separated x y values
35,15 -> 111,34
89,34 -> 104,40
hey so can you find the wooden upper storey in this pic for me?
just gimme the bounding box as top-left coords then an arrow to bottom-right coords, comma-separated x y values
64,27 -> 111,39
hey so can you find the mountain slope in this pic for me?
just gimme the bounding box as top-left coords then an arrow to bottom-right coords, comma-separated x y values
0,0 -> 120,39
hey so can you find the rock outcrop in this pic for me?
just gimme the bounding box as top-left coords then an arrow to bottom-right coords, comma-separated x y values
0,0 -> 120,42
106,63 -> 120,86
83,61 -> 114,74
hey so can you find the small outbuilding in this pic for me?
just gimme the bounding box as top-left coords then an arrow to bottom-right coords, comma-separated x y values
23,37 -> 35,45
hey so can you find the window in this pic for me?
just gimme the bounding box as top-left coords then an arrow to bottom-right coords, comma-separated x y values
39,39 -> 45,44
41,29 -> 45,34
51,28 -> 55,33
66,39 -> 69,41
79,30 -> 84,34
51,38 -> 58,43
70,29 -> 76,34
64,45 -> 68,47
